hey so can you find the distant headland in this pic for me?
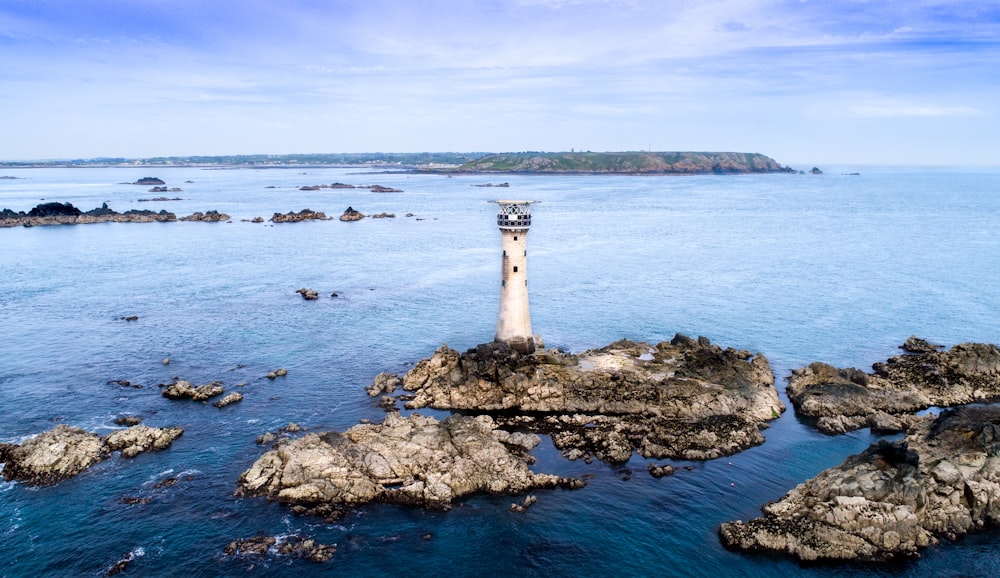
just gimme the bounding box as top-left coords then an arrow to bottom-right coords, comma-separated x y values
439,151 -> 795,175
0,151 -> 795,174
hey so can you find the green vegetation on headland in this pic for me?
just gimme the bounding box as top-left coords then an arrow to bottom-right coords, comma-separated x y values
0,151 -> 795,174
444,151 -> 794,174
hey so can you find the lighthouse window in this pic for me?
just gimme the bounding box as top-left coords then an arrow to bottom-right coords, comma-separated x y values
513,236 -> 518,241
513,266 -> 518,273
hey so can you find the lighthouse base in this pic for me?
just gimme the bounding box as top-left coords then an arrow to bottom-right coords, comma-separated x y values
499,335 -> 536,355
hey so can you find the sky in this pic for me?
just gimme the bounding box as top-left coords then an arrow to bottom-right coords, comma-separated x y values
1,0 -> 999,165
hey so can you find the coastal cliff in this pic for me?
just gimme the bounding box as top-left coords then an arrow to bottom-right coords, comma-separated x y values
445,151 -> 793,175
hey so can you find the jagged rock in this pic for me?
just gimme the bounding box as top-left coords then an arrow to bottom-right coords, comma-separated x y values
339,206 -> 364,221
213,392 -> 243,408
180,210 -> 230,222
266,368 -> 288,379
251,216 -> 264,223
394,334 -> 782,463
901,335 -> 942,354
366,372 -> 401,397
370,212 -> 396,218
367,185 -> 403,192
103,425 -> 184,458
787,340 -> 1000,433
719,405 -> 1000,563
159,378 -> 225,401
270,209 -> 328,223
225,534 -> 335,563
236,413 -> 583,512
510,494 -> 537,513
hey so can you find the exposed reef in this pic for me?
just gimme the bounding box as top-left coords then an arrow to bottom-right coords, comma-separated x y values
0,202 -> 232,228
719,405 -> 1000,563
380,334 -> 784,463
0,202 -> 176,227
179,210 -> 230,222
787,337 -> 1000,433
235,412 -> 582,517
224,534 -> 335,563
270,208 -> 329,223
0,424 -> 183,485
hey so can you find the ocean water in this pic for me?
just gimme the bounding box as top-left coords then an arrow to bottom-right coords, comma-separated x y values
1,165 -> 999,577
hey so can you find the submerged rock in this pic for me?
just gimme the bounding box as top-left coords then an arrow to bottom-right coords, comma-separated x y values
236,412 -> 582,512
787,339 -> 1000,433
719,405 -> 1000,562
393,335 -> 783,463
0,424 -> 184,485
224,534 -> 335,563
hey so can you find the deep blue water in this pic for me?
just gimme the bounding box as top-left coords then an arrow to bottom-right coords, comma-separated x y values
2,166 -> 999,576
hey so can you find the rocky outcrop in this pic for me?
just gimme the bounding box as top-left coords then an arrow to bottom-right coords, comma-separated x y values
270,209 -> 328,223
787,339 -> 1000,433
295,288 -> 319,300
104,425 -> 184,458
339,206 -> 364,221
132,177 -> 165,185
180,210 -> 230,222
719,405 -> 1000,562
213,392 -> 243,408
159,378 -> 225,401
0,202 -> 177,227
235,412 -> 582,515
0,424 -> 184,485
367,185 -> 403,193
384,335 -> 783,463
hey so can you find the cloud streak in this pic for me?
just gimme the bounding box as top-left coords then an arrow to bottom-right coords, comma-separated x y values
0,0 -> 998,164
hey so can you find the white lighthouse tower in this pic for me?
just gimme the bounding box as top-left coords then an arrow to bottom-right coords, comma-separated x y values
493,200 -> 536,353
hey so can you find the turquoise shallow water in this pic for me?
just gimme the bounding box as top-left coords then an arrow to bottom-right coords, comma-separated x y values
1,166 -> 999,576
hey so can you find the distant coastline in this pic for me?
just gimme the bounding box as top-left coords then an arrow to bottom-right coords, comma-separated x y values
0,151 -> 796,175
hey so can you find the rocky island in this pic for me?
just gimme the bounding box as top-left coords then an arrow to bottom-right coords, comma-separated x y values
438,151 -> 794,175
719,405 -> 1000,562
787,337 -> 1000,434
234,334 -> 781,520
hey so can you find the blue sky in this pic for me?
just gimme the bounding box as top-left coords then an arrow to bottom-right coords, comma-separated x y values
1,0 -> 998,165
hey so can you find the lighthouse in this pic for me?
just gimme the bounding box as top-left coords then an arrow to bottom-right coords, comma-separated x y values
493,200 -> 536,353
